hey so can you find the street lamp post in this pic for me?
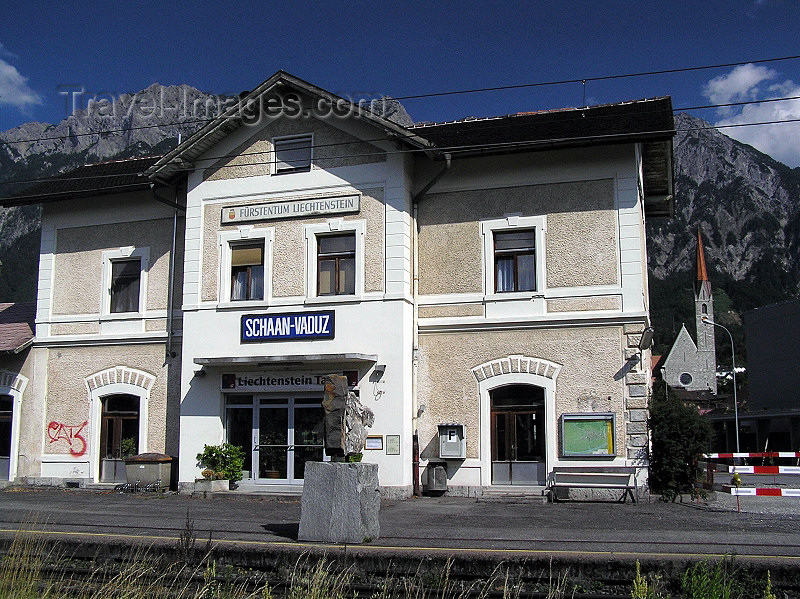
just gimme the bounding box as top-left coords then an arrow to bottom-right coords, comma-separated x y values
702,316 -> 739,453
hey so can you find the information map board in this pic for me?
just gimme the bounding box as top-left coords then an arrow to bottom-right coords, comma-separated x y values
560,413 -> 615,457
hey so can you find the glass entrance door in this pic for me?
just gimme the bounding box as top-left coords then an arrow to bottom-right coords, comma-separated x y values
490,385 -> 546,485
226,395 -> 325,484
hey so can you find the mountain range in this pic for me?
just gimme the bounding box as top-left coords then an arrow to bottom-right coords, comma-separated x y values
2,85 -> 798,360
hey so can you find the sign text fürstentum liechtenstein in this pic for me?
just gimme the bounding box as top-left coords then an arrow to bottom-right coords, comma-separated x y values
241,311 -> 335,342
223,194 -> 360,224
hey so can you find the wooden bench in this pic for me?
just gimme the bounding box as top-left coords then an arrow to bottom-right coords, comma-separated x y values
546,468 -> 638,503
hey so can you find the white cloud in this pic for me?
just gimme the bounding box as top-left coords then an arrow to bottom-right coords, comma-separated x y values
702,64 -> 800,168
0,58 -> 42,109
703,64 -> 777,107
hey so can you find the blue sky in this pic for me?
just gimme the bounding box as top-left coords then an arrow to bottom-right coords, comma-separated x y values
2,0 -> 799,166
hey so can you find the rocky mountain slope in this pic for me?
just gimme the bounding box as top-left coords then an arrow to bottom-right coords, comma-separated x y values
646,113 -> 800,356
648,113 -> 800,289
0,89 -> 797,358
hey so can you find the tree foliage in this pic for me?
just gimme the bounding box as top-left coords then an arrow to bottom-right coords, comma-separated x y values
647,383 -> 713,501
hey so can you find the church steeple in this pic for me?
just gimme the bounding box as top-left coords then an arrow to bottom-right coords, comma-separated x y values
694,229 -> 717,393
695,229 -> 712,302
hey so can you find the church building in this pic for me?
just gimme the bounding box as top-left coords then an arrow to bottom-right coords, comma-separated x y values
661,231 -> 717,394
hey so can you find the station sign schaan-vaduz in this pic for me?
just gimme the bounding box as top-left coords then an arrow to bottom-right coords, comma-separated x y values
222,194 -> 360,224
241,311 -> 335,342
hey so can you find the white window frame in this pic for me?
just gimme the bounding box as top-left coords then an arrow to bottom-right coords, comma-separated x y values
480,214 -> 546,299
219,226 -> 274,305
101,246 -> 149,319
272,133 -> 313,174
304,219 -> 365,302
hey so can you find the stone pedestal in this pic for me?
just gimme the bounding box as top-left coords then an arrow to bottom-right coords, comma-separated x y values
298,461 -> 380,543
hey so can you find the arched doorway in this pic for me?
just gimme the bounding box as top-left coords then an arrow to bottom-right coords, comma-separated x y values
86,367 -> 154,483
490,384 -> 545,485
473,355 -> 561,487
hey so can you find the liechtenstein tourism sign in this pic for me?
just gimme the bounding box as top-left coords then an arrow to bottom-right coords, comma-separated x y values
223,194 -> 360,224
241,311 -> 335,342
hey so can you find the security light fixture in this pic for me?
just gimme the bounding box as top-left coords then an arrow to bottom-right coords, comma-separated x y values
638,326 -> 655,350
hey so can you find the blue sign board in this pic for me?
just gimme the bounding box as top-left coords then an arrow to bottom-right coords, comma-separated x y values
241,311 -> 335,342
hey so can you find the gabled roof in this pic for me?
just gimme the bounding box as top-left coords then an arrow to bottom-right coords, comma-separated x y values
146,71 -> 434,183
662,323 -> 699,369
2,72 -> 675,218
1,156 -> 159,207
0,303 -> 35,353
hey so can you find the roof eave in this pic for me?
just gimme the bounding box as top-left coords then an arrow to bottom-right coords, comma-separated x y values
436,130 -> 675,159
0,182 -> 152,207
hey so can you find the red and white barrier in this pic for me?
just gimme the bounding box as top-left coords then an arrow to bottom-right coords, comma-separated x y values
699,462 -> 800,475
699,454 -> 800,501
706,452 -> 800,459
727,487 -> 800,497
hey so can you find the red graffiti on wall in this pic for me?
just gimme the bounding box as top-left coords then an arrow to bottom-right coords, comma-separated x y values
47,421 -> 88,457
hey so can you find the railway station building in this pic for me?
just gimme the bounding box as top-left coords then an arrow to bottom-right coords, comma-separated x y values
0,71 -> 674,497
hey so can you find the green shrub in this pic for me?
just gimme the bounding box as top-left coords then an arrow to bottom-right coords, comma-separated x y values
648,383 -> 713,501
195,443 -> 245,483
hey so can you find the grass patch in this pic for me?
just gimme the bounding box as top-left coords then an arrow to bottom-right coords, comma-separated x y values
0,525 -> 788,599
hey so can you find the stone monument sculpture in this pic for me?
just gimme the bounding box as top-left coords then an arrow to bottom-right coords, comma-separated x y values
298,374 -> 380,543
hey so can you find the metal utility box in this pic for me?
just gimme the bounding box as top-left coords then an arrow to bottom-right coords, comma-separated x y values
438,423 -> 466,459
124,453 -> 172,488
425,463 -> 448,494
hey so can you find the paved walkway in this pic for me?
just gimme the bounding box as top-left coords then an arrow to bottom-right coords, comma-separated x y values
1,487 -> 799,564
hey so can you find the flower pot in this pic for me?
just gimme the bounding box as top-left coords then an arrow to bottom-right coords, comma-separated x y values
194,479 -> 229,492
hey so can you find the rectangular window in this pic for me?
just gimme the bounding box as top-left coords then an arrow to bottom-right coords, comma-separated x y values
110,258 -> 141,313
274,135 -> 312,173
317,233 -> 355,296
231,243 -> 265,301
494,230 -> 536,292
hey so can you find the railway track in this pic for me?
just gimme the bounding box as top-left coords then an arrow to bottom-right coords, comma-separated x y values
2,516 -> 800,562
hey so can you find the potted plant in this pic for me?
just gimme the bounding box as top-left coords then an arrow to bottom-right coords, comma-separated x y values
195,443 -> 245,491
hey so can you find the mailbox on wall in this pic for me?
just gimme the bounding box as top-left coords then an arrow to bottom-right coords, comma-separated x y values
438,423 -> 466,459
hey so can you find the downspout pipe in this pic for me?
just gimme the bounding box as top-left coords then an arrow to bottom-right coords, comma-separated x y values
151,184 -> 184,363
411,153 -> 452,496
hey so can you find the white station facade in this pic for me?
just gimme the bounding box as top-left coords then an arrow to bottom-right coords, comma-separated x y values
1,72 -> 674,497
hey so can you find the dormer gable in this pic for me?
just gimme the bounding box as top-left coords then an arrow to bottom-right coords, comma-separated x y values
145,71 -> 433,185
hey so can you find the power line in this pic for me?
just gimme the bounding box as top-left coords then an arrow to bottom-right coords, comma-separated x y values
2,54 -> 799,148
391,54 -> 800,101
2,92 -> 799,185
3,116 -> 799,191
